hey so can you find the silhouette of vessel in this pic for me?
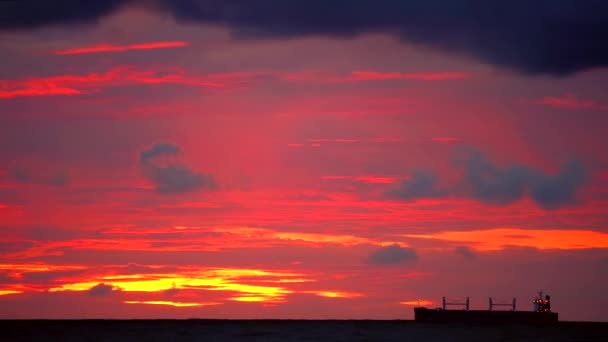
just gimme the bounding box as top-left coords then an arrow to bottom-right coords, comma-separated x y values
414,292 -> 558,323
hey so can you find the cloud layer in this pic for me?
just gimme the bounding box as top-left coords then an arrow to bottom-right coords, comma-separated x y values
460,151 -> 586,209
2,1 -> 608,75
386,149 -> 586,210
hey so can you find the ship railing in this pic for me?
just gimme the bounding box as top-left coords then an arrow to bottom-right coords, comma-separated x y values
489,297 -> 516,311
442,296 -> 470,311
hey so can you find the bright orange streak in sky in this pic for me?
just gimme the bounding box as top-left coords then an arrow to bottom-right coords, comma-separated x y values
307,291 -> 364,298
230,296 -> 282,302
275,232 -> 376,246
404,228 -> 608,250
55,41 -> 190,55
124,301 -> 221,307
400,300 -> 433,307
0,290 -> 22,296
0,264 -> 86,272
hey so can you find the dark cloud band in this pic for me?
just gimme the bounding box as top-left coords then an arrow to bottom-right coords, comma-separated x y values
1,1 -> 607,75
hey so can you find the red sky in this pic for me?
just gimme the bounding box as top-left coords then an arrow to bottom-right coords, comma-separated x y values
1,4 -> 608,321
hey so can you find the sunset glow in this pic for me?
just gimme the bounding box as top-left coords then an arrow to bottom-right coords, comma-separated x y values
1,1 -> 607,322
404,229 -> 608,251
124,300 -> 220,307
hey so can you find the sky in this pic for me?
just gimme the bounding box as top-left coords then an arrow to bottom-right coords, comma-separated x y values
1,1 -> 608,321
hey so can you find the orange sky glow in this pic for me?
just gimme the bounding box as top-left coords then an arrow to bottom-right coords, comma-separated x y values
0,4 -> 607,321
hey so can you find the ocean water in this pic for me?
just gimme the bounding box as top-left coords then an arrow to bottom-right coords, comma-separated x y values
1,320 -> 607,341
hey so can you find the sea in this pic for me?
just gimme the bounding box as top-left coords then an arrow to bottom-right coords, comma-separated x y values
1,319 -> 607,341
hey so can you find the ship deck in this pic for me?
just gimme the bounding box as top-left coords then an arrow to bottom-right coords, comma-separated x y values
414,307 -> 559,324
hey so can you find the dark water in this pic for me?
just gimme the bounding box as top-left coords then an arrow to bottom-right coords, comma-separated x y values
1,320 -> 607,341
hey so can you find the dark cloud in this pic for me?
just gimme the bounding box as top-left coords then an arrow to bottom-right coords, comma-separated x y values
88,283 -> 117,297
457,150 -> 586,209
385,149 -> 586,209
459,150 -> 530,205
2,1 -> 607,75
0,241 -> 35,254
0,0 -> 128,30
368,244 -> 417,265
2,225 -> 95,242
8,166 -> 69,187
528,160 -> 586,210
139,143 -> 181,163
21,269 -> 88,284
454,246 -> 476,259
164,283 -> 180,296
385,170 -> 446,200
139,142 -> 217,194
9,167 -> 32,183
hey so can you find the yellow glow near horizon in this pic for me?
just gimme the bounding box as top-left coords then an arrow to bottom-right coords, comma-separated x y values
124,300 -> 221,307
403,228 -> 608,250
49,268 -> 296,303
0,290 -> 22,296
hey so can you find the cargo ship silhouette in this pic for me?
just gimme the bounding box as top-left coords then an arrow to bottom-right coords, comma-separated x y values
414,291 -> 558,323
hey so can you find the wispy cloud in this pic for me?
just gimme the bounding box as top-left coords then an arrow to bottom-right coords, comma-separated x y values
0,66 -> 262,99
536,94 -> 608,112
404,228 -> 608,251
281,70 -> 470,83
431,137 -> 464,143
55,41 -> 190,55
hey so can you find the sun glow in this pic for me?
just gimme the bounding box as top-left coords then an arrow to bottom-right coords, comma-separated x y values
307,291 -> 364,298
124,300 -> 221,307
49,268 -> 299,303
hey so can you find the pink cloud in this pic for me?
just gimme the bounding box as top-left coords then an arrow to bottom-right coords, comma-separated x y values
320,175 -> 400,184
280,70 -> 470,83
536,94 -> 608,111
0,66 -> 262,99
431,137 -> 464,143
54,41 -> 191,55
343,71 -> 470,82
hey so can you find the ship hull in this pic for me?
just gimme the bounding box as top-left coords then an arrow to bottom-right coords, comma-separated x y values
414,307 -> 558,324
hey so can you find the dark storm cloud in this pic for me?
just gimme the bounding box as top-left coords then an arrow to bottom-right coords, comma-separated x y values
139,142 -> 217,194
385,170 -> 446,200
2,1 -> 607,75
88,283 -> 117,296
0,0 -> 128,30
458,150 -> 586,209
368,244 -> 417,265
